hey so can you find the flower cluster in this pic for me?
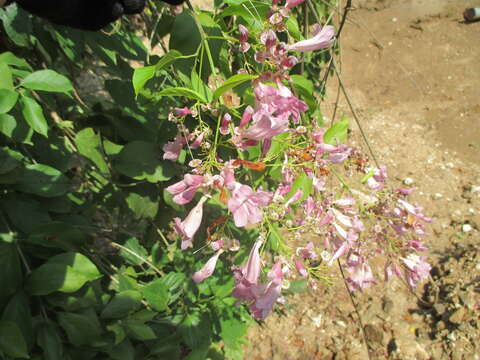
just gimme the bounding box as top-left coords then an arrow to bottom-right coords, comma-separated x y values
159,0 -> 432,320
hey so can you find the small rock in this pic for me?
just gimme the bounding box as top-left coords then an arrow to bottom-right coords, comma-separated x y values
364,324 -> 384,345
462,224 -> 473,233
449,308 -> 466,324
436,320 -> 446,330
432,193 -> 443,200
403,177 -> 414,185
382,297 -> 394,314
433,303 -> 446,315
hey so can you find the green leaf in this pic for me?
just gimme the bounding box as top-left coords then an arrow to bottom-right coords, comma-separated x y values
323,115 -> 349,145
20,70 -> 73,93
220,2 -> 270,31
157,87 -> 207,102
0,63 -> 14,90
26,253 -> 101,295
0,52 -> 32,70
290,74 -> 316,111
160,272 -> 186,304
106,322 -> 126,345
142,278 -> 169,312
132,50 -> 181,95
101,290 -> 142,319
114,141 -> 174,182
37,321 -> 63,360
0,243 -> 22,300
119,237 -> 148,266
178,312 -> 211,349
75,128 -> 109,174
220,317 -> 247,347
0,321 -> 29,358
107,339 -> 135,360
0,4 -> 32,47
283,279 -> 308,295
1,292 -> 34,349
0,88 -> 18,113
0,113 -> 17,137
20,95 -> 49,137
28,222 -> 86,251
1,195 -> 51,233
58,312 -> 103,346
0,147 -> 23,174
125,183 -> 159,220
212,74 -> 257,100
286,172 -> 313,204
16,163 -> 69,197
124,321 -> 156,341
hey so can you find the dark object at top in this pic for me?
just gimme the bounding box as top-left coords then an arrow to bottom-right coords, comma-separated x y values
463,8 -> 480,22
12,0 -> 185,31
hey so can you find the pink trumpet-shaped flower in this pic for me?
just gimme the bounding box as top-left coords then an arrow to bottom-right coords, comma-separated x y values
231,240 -> 263,302
163,131 -> 187,161
295,259 -> 308,277
249,261 -> 284,319
220,113 -> 231,135
289,24 -> 335,52
174,196 -> 207,250
228,183 -> 272,227
285,0 -> 305,9
173,107 -> 192,117
192,250 -> 224,283
401,254 -> 431,288
166,174 -> 204,205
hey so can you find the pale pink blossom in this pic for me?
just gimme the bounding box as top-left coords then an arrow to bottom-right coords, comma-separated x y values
296,242 -> 317,260
239,106 -> 254,128
231,240 -> 263,302
228,183 -> 272,227
166,174 -> 204,205
189,132 -> 205,149
249,261 -> 284,319
402,254 -> 431,288
366,165 -> 387,190
192,250 -> 224,283
345,254 -> 376,291
285,0 -> 304,9
173,107 -> 192,117
211,239 -> 224,251
289,24 -> 335,52
295,259 -> 308,277
163,132 -> 187,161
173,196 -> 207,250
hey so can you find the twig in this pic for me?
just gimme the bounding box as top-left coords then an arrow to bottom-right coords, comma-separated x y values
337,259 -> 374,360
332,61 -> 380,167
110,242 -> 164,276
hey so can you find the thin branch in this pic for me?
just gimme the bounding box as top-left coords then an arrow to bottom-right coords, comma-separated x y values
337,259 -> 374,360
332,60 -> 380,167
110,242 -> 164,276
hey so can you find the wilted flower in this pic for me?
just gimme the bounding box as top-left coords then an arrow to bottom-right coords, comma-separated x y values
163,131 -> 187,161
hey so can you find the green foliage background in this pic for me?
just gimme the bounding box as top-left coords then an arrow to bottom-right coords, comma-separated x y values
0,0 -> 333,358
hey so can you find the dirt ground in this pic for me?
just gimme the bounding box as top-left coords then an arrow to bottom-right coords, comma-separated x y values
245,0 -> 480,359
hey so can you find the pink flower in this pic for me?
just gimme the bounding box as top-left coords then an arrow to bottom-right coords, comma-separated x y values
249,261 -> 284,319
173,196 -> 207,250
238,24 -> 250,52
295,259 -> 308,277
285,0 -> 304,9
345,255 -> 376,291
289,24 -> 335,52
166,174 -> 204,205
296,242 -> 317,260
173,107 -> 192,117
398,199 -> 432,223
239,106 -> 254,128
189,131 -> 205,149
228,183 -> 272,227
163,131 -> 187,161
231,240 -> 263,302
220,113 -> 231,135
192,250 -> 224,283
366,165 -> 387,190
402,254 -> 431,288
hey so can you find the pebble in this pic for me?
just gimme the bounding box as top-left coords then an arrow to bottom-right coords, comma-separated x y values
403,177 -> 414,185
432,193 -> 443,200
449,308 -> 466,324
462,224 -> 473,233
